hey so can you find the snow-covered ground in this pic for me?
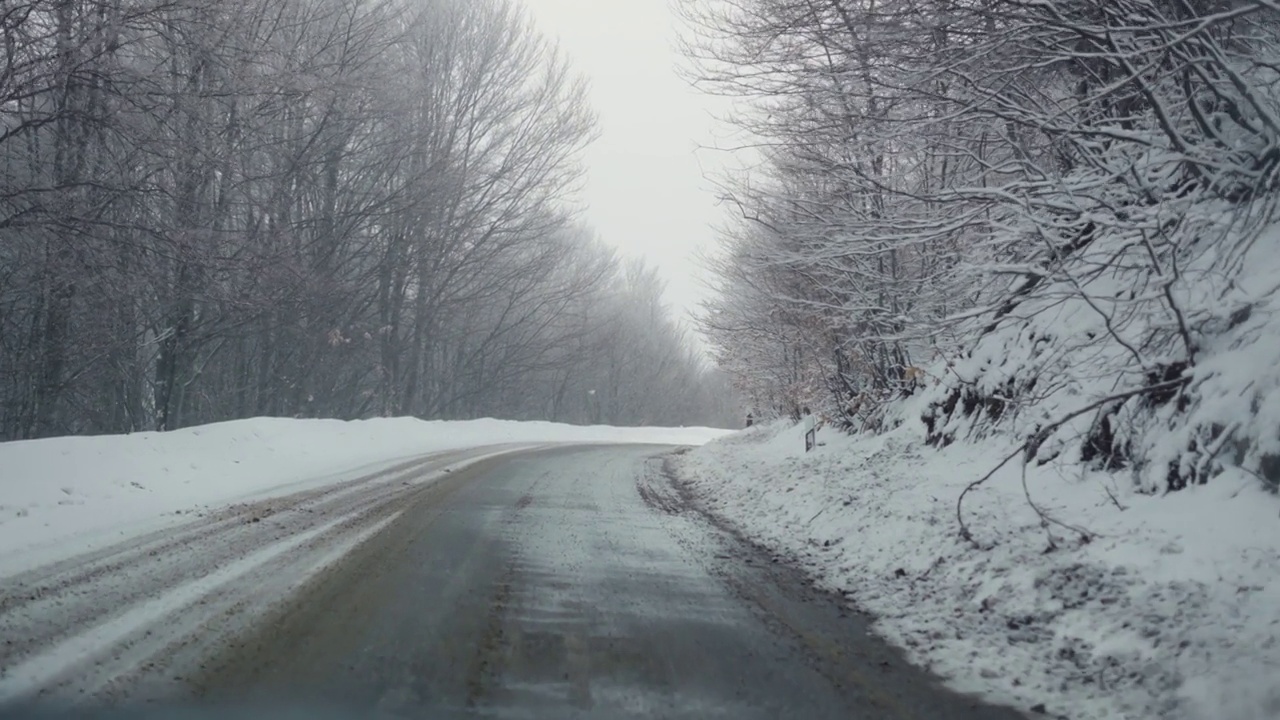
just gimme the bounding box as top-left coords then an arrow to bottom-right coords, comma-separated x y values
673,414 -> 1280,720
0,417 -> 728,575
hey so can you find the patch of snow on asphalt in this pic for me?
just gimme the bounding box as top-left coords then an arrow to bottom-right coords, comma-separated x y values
674,417 -> 1280,720
0,417 -> 729,573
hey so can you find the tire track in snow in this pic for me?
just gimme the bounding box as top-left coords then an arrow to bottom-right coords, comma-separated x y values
0,452 -> 460,665
0,444 -> 542,706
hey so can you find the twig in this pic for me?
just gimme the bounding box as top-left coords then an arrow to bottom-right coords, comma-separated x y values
806,505 -> 830,525
956,444 -> 1023,546
1021,461 -> 1093,548
1100,479 -> 1128,511
957,377 -> 1189,548
1023,378 -> 1189,463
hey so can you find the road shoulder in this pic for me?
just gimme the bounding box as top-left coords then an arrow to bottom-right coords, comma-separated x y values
647,452 -> 1030,720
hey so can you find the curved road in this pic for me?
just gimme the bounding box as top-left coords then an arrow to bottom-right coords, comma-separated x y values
191,445 -> 1022,719
1,444 -> 1023,719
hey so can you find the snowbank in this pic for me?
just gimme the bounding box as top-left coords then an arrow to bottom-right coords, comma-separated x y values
675,417 -> 1280,720
0,417 -> 729,571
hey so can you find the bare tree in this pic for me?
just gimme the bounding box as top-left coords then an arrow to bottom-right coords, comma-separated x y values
0,0 -> 736,438
684,0 -> 1280,481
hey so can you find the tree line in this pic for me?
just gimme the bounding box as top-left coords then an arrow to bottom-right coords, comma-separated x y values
0,0 -> 736,439
683,0 -> 1280,487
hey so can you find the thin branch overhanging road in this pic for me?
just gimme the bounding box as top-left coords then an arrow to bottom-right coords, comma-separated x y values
1,445 -> 1026,719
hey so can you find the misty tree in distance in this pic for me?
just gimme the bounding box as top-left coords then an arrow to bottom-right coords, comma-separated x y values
0,0 -> 736,439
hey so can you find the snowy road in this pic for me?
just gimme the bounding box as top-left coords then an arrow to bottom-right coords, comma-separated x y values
3,445 -> 1023,718
0,445 -> 532,705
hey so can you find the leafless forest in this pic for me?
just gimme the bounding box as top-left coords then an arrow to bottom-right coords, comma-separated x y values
0,0 -> 737,439
686,0 -> 1280,489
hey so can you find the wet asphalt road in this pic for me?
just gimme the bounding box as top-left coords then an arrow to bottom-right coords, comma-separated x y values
188,445 -> 1024,720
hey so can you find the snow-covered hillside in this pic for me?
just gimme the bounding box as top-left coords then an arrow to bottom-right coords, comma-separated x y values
674,417 -> 1280,720
921,202 -> 1280,498
671,3 -> 1280,717
0,418 -> 728,575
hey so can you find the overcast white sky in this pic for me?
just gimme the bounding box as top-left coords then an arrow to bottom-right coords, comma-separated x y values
521,0 -> 733,322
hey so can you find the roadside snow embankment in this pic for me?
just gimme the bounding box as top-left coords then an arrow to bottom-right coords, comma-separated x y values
674,418 -> 1280,720
0,417 -> 728,570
